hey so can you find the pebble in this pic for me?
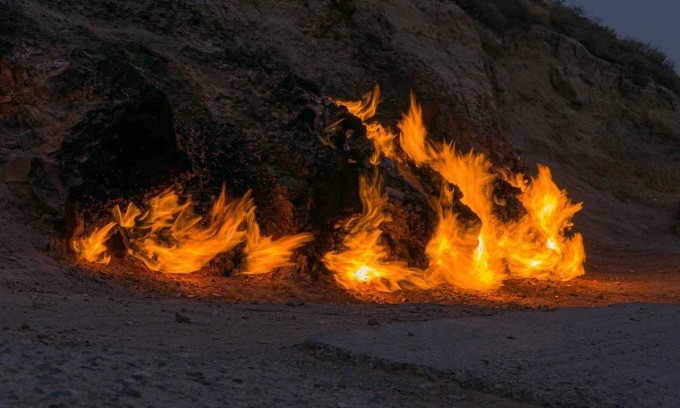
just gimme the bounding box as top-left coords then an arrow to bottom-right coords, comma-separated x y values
175,313 -> 192,324
285,298 -> 305,307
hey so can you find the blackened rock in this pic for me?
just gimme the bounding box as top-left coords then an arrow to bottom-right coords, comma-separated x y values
57,54 -> 190,198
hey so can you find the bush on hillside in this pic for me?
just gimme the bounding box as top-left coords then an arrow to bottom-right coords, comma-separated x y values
451,0 -> 680,95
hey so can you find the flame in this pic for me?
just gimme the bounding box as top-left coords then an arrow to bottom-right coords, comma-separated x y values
426,144 -> 507,290
398,92 -> 433,166
333,84 -> 398,164
72,85 -> 586,294
328,85 -> 586,292
71,222 -> 117,264
112,203 -> 141,228
241,211 -> 313,275
117,187 -> 250,274
333,83 -> 381,122
72,186 -> 311,275
322,172 -> 427,292
501,165 -> 586,281
424,184 -> 481,288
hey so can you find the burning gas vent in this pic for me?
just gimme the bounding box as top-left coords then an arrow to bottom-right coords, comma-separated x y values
71,86 -> 585,292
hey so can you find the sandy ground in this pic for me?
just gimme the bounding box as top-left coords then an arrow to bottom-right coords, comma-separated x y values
2,263 -> 541,407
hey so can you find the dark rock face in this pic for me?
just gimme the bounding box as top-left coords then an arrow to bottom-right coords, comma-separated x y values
57,53 -> 190,198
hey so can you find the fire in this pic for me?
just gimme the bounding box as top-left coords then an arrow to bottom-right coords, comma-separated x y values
327,85 -> 586,291
398,92 -> 432,166
333,84 -> 398,164
241,212 -> 313,275
115,187 -> 251,273
501,165 -> 586,281
427,144 -> 507,290
322,172 -> 428,292
70,222 -> 117,264
71,85 -> 585,295
72,186 -> 311,274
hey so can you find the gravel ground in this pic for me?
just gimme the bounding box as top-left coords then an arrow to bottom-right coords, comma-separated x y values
312,303 -> 680,408
0,273 -> 536,407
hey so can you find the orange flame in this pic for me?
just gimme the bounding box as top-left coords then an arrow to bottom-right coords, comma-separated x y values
73,85 -> 586,294
70,222 -> 117,264
333,84 -> 398,164
116,187 -> 250,273
501,165 -> 586,281
332,83 -> 381,122
72,186 -> 311,275
398,92 -> 432,166
328,85 -> 586,291
322,172 -> 427,292
242,211 -> 313,275
426,144 -> 507,289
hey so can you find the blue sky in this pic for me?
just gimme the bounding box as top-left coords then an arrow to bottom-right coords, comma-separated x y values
563,0 -> 680,70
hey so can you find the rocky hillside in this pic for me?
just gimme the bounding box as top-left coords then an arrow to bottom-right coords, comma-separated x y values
1,0 -> 679,266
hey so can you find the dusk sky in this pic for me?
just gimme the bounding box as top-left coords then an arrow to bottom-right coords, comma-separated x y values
564,0 -> 680,71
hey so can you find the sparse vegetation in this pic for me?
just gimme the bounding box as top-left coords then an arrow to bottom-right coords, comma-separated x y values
452,0 -> 680,95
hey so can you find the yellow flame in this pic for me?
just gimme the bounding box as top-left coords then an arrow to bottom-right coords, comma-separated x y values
112,203 -> 141,228
117,187 -> 249,274
333,84 -> 398,164
333,83 -> 381,122
72,186 -> 311,274
424,184 -> 482,289
329,86 -> 586,292
426,144 -> 507,289
322,172 -> 428,292
73,85 -> 586,293
241,210 -> 313,275
71,222 -> 117,264
501,165 -> 586,280
398,92 -> 433,166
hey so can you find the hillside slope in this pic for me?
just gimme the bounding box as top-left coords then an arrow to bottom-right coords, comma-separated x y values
1,0 -> 679,270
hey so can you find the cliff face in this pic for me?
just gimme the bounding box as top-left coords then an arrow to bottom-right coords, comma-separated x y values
1,0 -> 679,261
490,25 -> 680,255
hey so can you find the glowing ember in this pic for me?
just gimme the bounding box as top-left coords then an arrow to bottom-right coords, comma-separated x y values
72,186 -> 311,274
325,85 -> 586,291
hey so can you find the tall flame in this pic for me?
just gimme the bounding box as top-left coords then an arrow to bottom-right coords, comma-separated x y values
326,85 -> 586,292
501,165 -> 586,281
333,84 -> 398,164
398,92 -> 432,166
72,186 -> 311,274
427,144 -> 507,290
322,172 -> 427,292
